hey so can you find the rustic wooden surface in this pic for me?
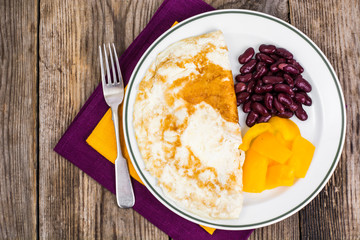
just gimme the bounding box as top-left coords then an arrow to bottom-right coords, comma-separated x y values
0,0 -> 38,239
0,0 -> 359,239
289,0 -> 360,239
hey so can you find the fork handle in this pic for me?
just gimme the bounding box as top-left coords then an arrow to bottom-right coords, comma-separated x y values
111,106 -> 135,208
115,157 -> 135,208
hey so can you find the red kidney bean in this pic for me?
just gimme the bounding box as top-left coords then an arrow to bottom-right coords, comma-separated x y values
277,110 -> 294,118
276,71 -> 284,77
254,86 -> 261,93
295,104 -> 308,121
304,98 -> 312,106
246,111 -> 259,127
283,64 -> 300,75
259,44 -> 276,54
243,100 -> 252,113
274,84 -> 294,96
256,53 -> 275,64
264,93 -> 273,110
269,64 -> 279,73
270,58 -> 286,72
251,102 -> 270,116
292,87 -> 299,92
251,94 -> 265,102
256,79 -> 263,87
235,82 -> 247,93
246,80 -> 256,93
270,54 -> 280,61
236,92 -> 250,105
286,58 -> 295,64
278,63 -> 287,70
270,107 -> 277,114
277,93 -> 292,106
255,84 -> 273,94
253,65 -> 268,79
273,97 -> 285,113
289,102 -> 299,111
287,59 -> 304,73
298,92 -> 312,106
240,59 -> 257,74
238,47 -> 255,64
257,114 -> 272,123
266,71 -> 274,76
294,76 -> 312,92
275,47 -> 293,59
235,73 -> 253,83
263,76 -> 284,84
294,92 -> 306,104
278,93 -> 298,111
283,73 -> 294,87
256,61 -> 266,71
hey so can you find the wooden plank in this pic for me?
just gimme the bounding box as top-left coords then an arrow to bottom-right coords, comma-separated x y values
289,0 -> 360,239
39,0 -> 168,239
0,0 -> 38,239
209,0 -> 289,21
38,0 -> 359,239
206,1 -> 300,239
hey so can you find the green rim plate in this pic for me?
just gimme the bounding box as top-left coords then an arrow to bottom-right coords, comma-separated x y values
123,9 -> 346,229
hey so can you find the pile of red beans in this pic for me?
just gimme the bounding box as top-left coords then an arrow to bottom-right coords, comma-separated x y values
235,45 -> 312,127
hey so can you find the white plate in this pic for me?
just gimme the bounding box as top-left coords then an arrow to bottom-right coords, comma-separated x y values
123,9 -> 346,230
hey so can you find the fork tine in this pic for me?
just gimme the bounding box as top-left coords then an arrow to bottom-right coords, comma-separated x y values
99,46 -> 106,87
112,43 -> 123,88
108,43 -> 118,84
103,44 -> 112,84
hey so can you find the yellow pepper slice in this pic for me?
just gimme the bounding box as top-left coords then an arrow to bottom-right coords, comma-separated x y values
274,131 -> 293,150
239,123 -> 273,151
287,135 -> 315,178
269,116 -> 300,141
251,131 -> 293,164
243,148 -> 269,193
266,164 -> 295,189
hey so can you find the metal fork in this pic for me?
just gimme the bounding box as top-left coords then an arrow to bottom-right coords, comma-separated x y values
99,43 -> 135,208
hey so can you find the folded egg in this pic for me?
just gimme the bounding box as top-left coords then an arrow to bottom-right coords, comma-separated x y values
133,31 -> 245,219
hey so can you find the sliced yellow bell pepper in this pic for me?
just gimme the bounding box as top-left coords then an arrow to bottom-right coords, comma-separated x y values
274,131 -> 293,150
266,164 -> 295,189
287,135 -> 315,178
239,123 -> 273,151
269,116 -> 300,141
240,117 -> 315,192
251,131 -> 293,164
242,148 -> 269,193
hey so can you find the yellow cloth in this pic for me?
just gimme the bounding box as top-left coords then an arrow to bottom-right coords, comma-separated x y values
86,21 -> 215,235
86,93 -> 143,185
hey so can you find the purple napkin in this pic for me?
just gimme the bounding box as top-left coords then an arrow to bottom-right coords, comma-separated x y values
54,0 -> 253,239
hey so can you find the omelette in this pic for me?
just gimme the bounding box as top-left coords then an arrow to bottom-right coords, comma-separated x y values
133,31 -> 245,219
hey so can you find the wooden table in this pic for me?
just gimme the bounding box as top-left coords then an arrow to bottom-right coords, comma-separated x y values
1,0 -> 359,239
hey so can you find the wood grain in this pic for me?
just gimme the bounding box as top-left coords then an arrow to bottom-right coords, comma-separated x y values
38,0 -> 167,239
290,0 -> 360,239
0,0 -> 38,239
0,0 -> 358,239
210,0 -> 289,22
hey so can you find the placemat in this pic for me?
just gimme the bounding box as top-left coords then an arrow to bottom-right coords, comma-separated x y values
54,0 -> 254,239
